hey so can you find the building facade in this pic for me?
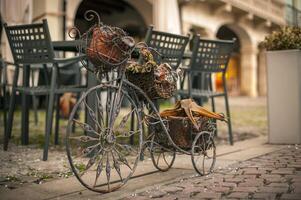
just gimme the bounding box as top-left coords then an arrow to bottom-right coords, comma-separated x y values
1,0 -> 298,96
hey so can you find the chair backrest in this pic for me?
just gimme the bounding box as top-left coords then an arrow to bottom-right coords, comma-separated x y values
4,19 -> 55,65
190,35 -> 235,73
144,26 -> 189,70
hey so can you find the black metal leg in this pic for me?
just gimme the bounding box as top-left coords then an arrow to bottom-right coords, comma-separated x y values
43,65 -> 57,161
140,122 -> 145,161
130,105 -> 135,145
32,70 -> 39,125
54,94 -> 60,145
2,83 -> 7,145
210,96 -> 218,137
209,75 -> 217,136
21,65 -> 30,145
223,76 -> 233,145
4,66 -> 19,150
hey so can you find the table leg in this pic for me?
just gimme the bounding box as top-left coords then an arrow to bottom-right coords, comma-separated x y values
86,65 -> 98,131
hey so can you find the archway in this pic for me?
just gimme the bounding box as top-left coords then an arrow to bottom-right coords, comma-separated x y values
216,25 -> 241,95
74,0 -> 147,41
216,24 -> 254,96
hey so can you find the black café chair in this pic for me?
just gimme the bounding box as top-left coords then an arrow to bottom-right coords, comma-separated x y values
130,26 -> 190,152
178,35 -> 235,145
3,19 -> 86,160
144,25 -> 190,71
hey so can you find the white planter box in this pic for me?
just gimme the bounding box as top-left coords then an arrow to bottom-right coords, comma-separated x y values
266,49 -> 301,144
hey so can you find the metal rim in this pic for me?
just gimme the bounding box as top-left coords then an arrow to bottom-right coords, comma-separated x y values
191,131 -> 216,176
150,135 -> 176,172
66,83 -> 143,193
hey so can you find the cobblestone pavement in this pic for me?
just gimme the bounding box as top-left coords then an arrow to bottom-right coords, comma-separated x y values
122,145 -> 301,200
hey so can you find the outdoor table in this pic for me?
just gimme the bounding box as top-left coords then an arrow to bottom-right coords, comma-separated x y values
52,40 -> 83,52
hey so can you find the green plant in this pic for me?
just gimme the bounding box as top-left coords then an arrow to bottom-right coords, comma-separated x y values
261,26 -> 301,51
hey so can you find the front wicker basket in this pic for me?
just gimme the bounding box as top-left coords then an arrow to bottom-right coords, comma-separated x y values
86,26 -> 134,72
126,69 -> 176,100
151,116 -> 211,149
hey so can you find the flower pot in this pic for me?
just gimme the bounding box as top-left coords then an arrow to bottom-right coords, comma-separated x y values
266,49 -> 301,144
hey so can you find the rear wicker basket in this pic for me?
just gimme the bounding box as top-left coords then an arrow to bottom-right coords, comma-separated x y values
126,69 -> 176,100
151,116 -> 211,149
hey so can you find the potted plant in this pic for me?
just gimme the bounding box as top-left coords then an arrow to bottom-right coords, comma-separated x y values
261,26 -> 301,144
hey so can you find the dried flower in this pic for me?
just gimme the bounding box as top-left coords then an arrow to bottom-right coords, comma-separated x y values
260,26 -> 301,51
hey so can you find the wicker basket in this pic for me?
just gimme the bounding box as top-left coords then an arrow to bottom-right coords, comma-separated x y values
86,26 -> 134,70
151,116 -> 211,149
126,69 -> 176,100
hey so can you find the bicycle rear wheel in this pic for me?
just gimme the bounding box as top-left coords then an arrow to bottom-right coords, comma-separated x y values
191,131 -> 216,176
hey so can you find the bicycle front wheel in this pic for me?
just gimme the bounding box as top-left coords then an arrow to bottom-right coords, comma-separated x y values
66,83 -> 143,193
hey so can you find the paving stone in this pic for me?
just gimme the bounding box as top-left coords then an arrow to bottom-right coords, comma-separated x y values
265,177 -> 287,183
220,182 -> 237,188
287,164 -> 301,169
162,186 -> 183,193
194,192 -> 221,199
280,193 -> 301,200
149,191 -> 167,198
292,186 -> 301,193
224,177 -> 244,184
291,177 -> 301,183
239,175 -> 258,179
131,196 -> 150,200
252,192 -> 277,199
243,168 -> 263,175
181,186 -> 203,195
211,186 -> 231,193
232,186 -> 258,193
261,174 -> 283,179
238,180 -> 264,187
258,186 -> 288,194
271,169 -> 294,175
268,183 -> 289,189
274,164 -> 288,168
227,192 -> 250,199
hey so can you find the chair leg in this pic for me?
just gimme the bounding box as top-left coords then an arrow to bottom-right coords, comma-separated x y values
3,84 -> 7,144
21,65 -> 30,145
32,70 -> 38,125
223,76 -> 233,145
54,94 -> 60,145
43,65 -> 57,161
209,75 -> 217,136
210,96 -> 218,137
4,67 -> 19,150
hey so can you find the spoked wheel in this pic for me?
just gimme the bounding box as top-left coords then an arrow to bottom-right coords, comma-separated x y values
191,131 -> 216,176
66,83 -> 143,193
150,134 -> 176,172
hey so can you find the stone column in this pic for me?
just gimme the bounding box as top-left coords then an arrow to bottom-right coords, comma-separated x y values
153,0 -> 181,34
240,45 -> 258,97
32,0 -> 63,41
258,48 -> 267,96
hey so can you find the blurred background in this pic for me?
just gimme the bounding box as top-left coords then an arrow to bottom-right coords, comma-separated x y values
0,0 -> 300,98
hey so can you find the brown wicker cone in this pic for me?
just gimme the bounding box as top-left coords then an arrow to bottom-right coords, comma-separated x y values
151,116 -> 210,149
86,26 -> 133,69
126,69 -> 176,100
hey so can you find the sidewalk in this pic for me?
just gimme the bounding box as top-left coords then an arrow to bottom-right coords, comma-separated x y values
122,143 -> 301,200
2,136 -> 299,200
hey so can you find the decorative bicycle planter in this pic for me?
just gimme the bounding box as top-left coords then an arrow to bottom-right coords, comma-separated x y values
66,10 -> 221,193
